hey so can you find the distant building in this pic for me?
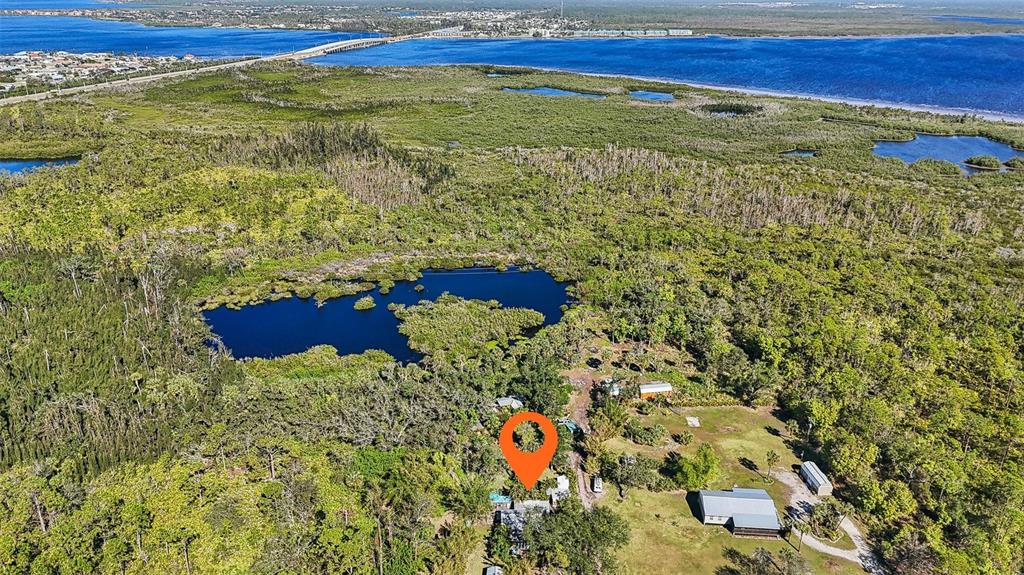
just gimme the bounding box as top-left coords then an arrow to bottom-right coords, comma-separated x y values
800,461 -> 833,497
698,488 -> 781,538
495,396 -> 524,410
639,381 -> 673,399
484,566 -> 504,575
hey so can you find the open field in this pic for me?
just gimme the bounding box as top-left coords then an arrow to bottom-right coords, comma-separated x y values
598,405 -> 865,574
602,489 -> 862,575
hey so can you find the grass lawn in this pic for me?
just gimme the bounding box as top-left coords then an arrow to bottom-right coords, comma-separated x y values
598,405 -> 864,575
601,489 -> 861,575
463,525 -> 489,575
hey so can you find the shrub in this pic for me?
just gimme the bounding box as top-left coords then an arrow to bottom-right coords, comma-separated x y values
965,155 -> 1001,169
353,296 -> 376,310
700,103 -> 761,116
673,431 -> 694,446
664,443 -> 720,490
910,158 -> 961,176
1004,156 -> 1024,170
624,419 -> 666,446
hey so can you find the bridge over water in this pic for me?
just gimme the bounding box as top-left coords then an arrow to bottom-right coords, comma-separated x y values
287,29 -> 440,59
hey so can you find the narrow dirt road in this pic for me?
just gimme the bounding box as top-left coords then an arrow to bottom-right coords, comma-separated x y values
564,369 -> 602,509
776,470 -> 886,574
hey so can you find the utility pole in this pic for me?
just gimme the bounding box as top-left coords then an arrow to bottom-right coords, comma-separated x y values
560,0 -> 564,19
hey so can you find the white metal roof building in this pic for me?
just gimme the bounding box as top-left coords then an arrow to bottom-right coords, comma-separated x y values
800,461 -> 834,496
639,381 -> 673,398
697,488 -> 781,538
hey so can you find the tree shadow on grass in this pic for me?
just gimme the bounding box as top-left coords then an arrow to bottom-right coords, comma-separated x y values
739,457 -> 760,475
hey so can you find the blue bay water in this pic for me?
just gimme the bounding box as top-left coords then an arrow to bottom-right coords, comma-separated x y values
312,35 -> 1024,118
203,267 -> 570,361
0,16 -> 377,57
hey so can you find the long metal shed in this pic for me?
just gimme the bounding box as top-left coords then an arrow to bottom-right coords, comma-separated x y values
639,381 -> 673,398
799,461 -> 833,496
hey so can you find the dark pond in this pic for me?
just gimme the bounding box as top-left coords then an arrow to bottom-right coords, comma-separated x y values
502,87 -> 606,99
781,149 -> 817,158
873,133 -> 1024,173
629,90 -> 675,102
0,157 -> 79,174
204,267 -> 570,362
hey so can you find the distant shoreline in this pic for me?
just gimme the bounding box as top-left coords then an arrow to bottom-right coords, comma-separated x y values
4,12 -> 1024,40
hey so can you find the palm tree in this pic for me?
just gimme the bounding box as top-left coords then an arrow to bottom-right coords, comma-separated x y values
765,450 -> 780,482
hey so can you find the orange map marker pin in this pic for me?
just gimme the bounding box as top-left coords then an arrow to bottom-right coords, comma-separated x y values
499,411 -> 558,490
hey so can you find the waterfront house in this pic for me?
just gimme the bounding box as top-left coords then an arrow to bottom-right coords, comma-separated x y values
697,488 -> 781,538
799,461 -> 834,496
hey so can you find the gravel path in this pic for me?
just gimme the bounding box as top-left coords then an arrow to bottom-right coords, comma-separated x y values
775,470 -> 886,574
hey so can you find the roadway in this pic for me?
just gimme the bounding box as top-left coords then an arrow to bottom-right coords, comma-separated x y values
0,31 -> 433,106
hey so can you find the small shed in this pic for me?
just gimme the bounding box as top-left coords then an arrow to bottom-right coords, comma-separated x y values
800,461 -> 833,497
639,381 -> 673,399
484,567 -> 504,575
686,416 -> 701,428
592,476 -> 604,493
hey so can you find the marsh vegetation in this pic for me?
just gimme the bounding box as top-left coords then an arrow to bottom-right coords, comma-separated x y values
0,63 -> 1021,575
